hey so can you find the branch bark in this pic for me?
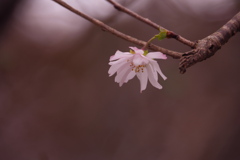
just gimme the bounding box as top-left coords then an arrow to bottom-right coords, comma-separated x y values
179,11 -> 240,73
52,0 -> 240,73
106,0 -> 195,48
52,0 -> 182,58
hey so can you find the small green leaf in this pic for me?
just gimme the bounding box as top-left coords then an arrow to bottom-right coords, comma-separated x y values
155,28 -> 167,40
143,50 -> 148,56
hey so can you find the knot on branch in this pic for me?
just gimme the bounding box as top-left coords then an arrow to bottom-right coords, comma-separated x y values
179,37 -> 221,74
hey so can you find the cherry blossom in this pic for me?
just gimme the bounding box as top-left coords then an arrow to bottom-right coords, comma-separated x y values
108,47 -> 167,92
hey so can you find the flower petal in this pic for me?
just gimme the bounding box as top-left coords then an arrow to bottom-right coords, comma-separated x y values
132,54 -> 149,66
132,55 -> 143,66
146,65 -> 163,89
109,57 -> 127,66
115,63 -> 131,87
108,47 -> 168,91
151,61 -> 167,80
136,68 -> 148,92
124,70 -> 136,83
119,68 -> 134,86
129,47 -> 144,54
148,63 -> 158,81
110,51 -> 132,61
108,58 -> 128,76
146,52 -> 167,59
129,47 -> 140,51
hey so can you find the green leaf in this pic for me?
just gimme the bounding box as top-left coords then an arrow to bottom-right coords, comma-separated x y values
155,28 -> 167,40
143,50 -> 148,56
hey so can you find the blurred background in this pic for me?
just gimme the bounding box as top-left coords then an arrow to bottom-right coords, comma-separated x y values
0,0 -> 240,160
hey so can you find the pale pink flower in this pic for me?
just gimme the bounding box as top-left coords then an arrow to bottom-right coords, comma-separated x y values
108,47 -> 167,92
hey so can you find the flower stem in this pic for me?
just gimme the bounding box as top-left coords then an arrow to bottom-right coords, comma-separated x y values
142,35 -> 157,50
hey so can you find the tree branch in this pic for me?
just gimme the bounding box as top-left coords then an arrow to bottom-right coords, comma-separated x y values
106,0 -> 195,48
179,11 -> 240,73
52,0 -> 182,58
52,0 -> 240,74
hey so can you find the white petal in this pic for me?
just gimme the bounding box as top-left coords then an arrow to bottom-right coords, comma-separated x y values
108,58 -> 128,76
129,47 -> 144,54
110,51 -> 132,61
115,63 -> 131,83
129,46 -> 140,51
135,50 -> 144,55
119,68 -> 134,86
132,54 -> 149,66
109,57 -> 127,66
146,52 -> 167,59
136,68 -> 148,92
132,55 -> 143,66
124,70 -> 136,83
146,65 -> 163,89
148,63 -> 158,81
151,61 -> 167,80
140,54 -> 150,64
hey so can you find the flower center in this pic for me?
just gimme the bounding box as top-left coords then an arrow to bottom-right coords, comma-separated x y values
130,62 -> 146,73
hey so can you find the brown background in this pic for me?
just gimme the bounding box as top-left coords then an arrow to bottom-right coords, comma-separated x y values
0,0 -> 240,160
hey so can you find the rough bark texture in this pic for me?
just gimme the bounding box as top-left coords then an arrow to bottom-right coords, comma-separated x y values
179,12 -> 240,74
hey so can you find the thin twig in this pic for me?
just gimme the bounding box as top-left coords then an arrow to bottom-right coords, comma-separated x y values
106,0 -> 195,48
52,0 -> 182,58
